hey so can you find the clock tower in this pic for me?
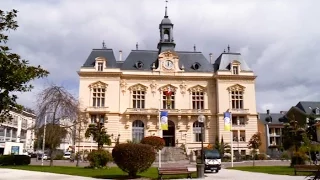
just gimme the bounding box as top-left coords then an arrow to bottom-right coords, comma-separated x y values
157,1 -> 176,54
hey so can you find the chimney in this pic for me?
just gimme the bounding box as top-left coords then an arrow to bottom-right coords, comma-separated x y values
209,53 -> 213,63
119,50 -> 123,61
267,109 -> 270,115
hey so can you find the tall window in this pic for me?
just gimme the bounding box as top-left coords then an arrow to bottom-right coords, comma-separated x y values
192,92 -> 204,109
132,91 -> 145,108
240,130 -> 246,142
162,92 -> 175,109
90,114 -> 104,124
232,66 -> 239,75
92,88 -> 105,107
132,120 -> 144,143
90,115 -> 96,124
97,62 -> 103,71
193,121 -> 204,142
232,130 -> 238,142
231,90 -> 243,109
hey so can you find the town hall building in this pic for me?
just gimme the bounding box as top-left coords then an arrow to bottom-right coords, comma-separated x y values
77,6 -> 258,155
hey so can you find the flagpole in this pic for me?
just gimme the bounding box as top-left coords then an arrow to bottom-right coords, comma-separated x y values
230,112 -> 233,167
158,95 -> 162,168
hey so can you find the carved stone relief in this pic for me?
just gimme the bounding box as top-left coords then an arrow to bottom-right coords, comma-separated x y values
120,79 -> 127,94
128,83 -> 148,92
179,81 -> 188,96
150,80 -> 158,94
188,85 -> 206,94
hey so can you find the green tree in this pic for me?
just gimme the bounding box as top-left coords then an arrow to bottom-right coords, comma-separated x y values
0,9 -> 48,122
306,115 -> 317,141
282,115 -> 305,152
85,121 -> 111,150
214,136 -> 230,158
36,124 -> 68,151
247,132 -> 262,166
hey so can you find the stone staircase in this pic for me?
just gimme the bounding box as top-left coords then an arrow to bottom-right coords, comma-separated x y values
155,147 -> 189,162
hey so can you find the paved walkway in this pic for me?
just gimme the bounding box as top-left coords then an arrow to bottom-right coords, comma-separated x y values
0,169 -> 96,180
0,168 -> 307,180
200,169 -> 306,180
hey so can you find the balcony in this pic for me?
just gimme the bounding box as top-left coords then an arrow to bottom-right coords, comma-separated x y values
86,106 -> 109,113
230,108 -> 249,114
124,108 -> 211,115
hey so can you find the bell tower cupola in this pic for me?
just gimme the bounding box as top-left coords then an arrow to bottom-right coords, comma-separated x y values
157,0 -> 176,54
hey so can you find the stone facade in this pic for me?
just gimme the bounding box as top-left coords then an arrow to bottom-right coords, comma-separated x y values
77,8 -> 258,154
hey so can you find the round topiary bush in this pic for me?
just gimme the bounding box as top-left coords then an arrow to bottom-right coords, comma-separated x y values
291,151 -> 307,167
87,149 -> 113,168
140,136 -> 165,151
112,143 -> 156,178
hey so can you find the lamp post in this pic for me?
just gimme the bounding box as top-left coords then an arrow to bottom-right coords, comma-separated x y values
41,114 -> 47,166
196,114 -> 205,179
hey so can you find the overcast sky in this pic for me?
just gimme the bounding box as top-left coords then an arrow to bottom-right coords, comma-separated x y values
2,0 -> 320,113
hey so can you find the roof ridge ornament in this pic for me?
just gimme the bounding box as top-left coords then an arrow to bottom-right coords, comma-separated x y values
164,0 -> 168,18
102,40 -> 106,49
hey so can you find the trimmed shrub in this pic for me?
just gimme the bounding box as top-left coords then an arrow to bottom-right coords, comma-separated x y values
255,153 -> 267,160
0,155 -> 30,166
112,143 -> 156,178
280,151 -> 290,160
87,149 -> 112,168
291,151 -> 307,166
140,136 -> 165,151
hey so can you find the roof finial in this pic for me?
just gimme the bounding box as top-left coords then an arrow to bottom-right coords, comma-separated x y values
193,44 -> 196,52
136,42 -> 139,50
164,0 -> 168,18
102,40 -> 106,49
223,49 -> 226,53
227,44 -> 230,53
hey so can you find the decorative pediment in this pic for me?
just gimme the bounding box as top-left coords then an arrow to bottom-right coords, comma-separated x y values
158,50 -> 179,60
95,56 -> 107,62
188,85 -> 206,93
89,81 -> 108,89
159,84 -> 178,92
128,83 -> 148,92
227,84 -> 245,92
231,60 -> 241,65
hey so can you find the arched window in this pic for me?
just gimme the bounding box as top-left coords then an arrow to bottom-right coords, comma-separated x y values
132,120 -> 144,143
164,29 -> 170,42
193,121 -> 204,142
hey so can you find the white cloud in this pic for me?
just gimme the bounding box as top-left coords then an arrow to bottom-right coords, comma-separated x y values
2,0 -> 320,113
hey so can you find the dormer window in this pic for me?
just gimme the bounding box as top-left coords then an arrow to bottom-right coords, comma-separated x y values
316,108 -> 320,115
232,66 -> 239,74
192,62 -> 201,70
231,60 -> 241,75
135,61 -> 144,69
98,62 -> 103,71
95,57 -> 106,72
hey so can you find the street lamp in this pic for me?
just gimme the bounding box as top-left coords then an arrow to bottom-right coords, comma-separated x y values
196,114 -> 206,179
41,114 -> 47,166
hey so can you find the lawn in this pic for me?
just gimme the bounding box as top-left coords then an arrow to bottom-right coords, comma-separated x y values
227,166 -> 310,176
0,165 -> 197,179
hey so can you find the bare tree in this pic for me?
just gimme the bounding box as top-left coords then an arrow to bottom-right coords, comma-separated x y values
74,111 -> 88,167
36,85 -> 79,166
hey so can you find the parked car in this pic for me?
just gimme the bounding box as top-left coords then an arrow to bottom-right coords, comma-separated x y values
63,152 -> 71,159
37,153 -> 50,160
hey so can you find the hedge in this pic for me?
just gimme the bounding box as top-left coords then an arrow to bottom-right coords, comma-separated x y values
0,155 -> 31,166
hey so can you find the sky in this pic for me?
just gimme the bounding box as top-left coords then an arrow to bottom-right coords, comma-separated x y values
2,0 -> 320,113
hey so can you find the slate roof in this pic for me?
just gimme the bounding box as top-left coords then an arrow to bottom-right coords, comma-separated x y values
214,53 -> 252,72
295,101 -> 320,114
82,49 -> 117,68
259,113 -> 285,125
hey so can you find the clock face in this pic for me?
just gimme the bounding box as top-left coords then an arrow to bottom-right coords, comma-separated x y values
163,60 -> 174,70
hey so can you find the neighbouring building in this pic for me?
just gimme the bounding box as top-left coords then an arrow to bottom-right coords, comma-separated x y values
77,5 -> 259,154
58,118 -> 74,152
258,110 -> 286,157
286,101 -> 320,141
0,108 -> 36,154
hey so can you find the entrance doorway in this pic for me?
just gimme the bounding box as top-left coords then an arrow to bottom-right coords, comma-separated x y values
163,120 -> 175,147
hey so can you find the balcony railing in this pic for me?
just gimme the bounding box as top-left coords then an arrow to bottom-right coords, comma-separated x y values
230,109 -> 249,114
125,108 -> 211,115
86,106 -> 109,113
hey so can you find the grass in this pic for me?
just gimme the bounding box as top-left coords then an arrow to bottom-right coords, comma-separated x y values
227,166 -> 311,176
0,165 -> 197,179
